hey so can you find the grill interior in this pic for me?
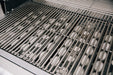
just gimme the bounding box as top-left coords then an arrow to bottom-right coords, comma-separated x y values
0,2 -> 113,75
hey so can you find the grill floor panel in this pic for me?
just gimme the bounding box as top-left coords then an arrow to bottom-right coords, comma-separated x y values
0,2 -> 113,75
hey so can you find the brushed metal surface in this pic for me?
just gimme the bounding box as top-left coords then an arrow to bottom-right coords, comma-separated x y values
0,49 -> 50,75
0,56 -> 33,75
33,0 -> 113,15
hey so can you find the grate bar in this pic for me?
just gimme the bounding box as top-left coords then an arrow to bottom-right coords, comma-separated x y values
14,7 -> 69,60
0,4 -> 43,33
22,10 -> 74,62
67,11 -> 98,75
0,4 -> 50,44
89,23 -> 113,75
39,10 -> 79,70
50,10 -> 89,74
106,52 -> 113,75
1,5 -> 56,51
72,12 -> 107,75
34,10 -> 77,66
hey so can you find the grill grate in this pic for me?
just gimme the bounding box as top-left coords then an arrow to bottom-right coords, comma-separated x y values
0,2 -> 113,75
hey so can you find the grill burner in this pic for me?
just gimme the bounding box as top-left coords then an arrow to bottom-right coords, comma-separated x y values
0,2 -> 113,75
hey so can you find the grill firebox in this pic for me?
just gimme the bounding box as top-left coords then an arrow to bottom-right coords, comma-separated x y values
0,2 -> 113,75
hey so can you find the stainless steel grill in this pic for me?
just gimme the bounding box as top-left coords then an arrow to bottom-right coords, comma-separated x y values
0,2 -> 113,75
